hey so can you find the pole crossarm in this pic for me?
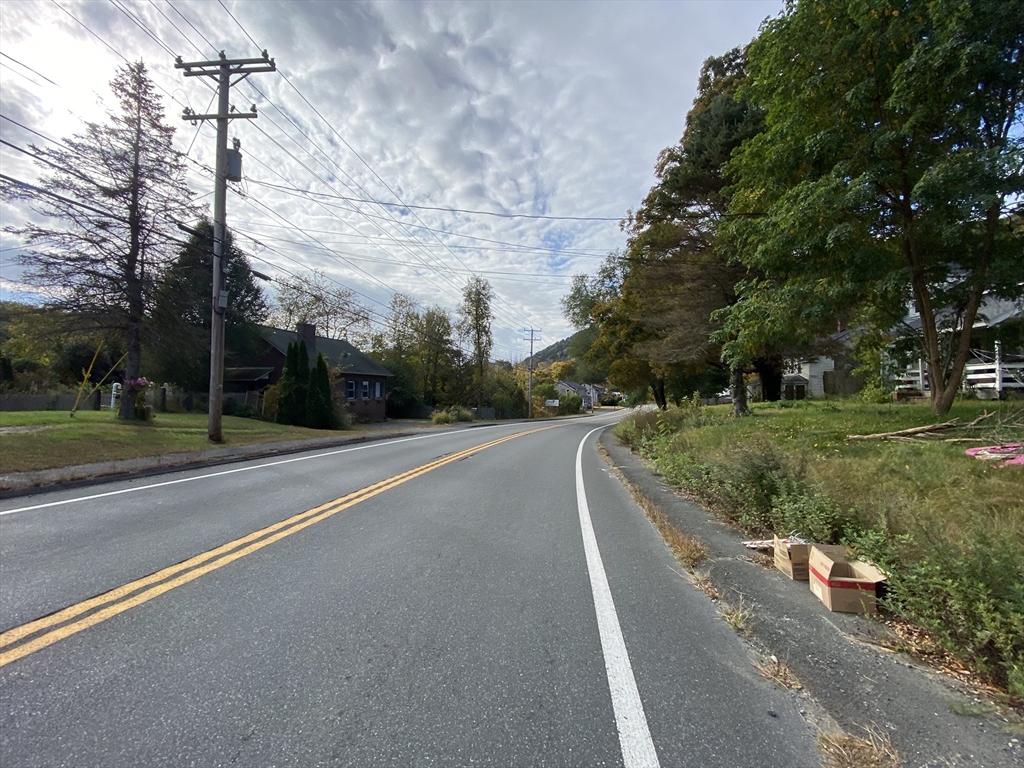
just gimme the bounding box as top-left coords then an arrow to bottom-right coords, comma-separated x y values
174,52 -> 276,75
182,107 -> 258,122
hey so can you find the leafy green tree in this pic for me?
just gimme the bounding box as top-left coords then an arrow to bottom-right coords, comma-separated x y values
148,219 -> 268,391
725,0 -> 1024,414
305,352 -> 336,429
457,276 -> 494,408
1,62 -> 199,419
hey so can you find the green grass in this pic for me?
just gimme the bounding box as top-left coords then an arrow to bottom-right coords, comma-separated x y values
616,398 -> 1024,698
0,410 -> 350,473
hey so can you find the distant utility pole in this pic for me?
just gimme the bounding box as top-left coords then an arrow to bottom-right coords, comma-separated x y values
176,51 -> 275,442
519,327 -> 541,419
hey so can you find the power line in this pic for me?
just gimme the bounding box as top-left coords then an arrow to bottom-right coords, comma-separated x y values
211,3 -> 539,330
228,219 -> 607,258
0,53 -> 60,87
246,179 -> 621,221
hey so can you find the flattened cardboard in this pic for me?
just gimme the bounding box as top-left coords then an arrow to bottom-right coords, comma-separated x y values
808,545 -> 886,614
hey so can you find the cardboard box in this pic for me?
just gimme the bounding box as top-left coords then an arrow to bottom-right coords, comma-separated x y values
808,545 -> 886,614
770,536 -> 843,581
773,535 -> 818,580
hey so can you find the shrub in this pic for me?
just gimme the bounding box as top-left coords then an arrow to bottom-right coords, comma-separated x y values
432,409 -> 452,424
450,405 -> 473,422
560,391 -> 582,415
854,529 -> 1024,697
771,487 -> 858,544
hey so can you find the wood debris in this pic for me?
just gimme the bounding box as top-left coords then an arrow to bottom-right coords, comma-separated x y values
847,411 -> 994,441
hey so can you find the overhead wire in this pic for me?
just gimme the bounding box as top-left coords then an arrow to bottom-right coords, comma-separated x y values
12,3 -> 560,356
211,3 -> 543,331
146,2 -> 528,337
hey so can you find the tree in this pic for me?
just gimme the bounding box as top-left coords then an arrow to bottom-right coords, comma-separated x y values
304,352 -> 336,429
148,219 -> 268,391
457,276 -> 494,407
1,62 -> 198,419
277,340 -> 309,426
724,0 -> 1024,414
415,306 -> 458,407
271,269 -> 370,345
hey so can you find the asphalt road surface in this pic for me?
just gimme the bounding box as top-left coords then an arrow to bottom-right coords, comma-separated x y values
1,415 -> 821,767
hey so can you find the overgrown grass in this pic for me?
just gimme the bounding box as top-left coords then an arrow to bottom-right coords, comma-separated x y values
0,410 -> 350,473
615,399 -> 1024,698
431,405 -> 474,424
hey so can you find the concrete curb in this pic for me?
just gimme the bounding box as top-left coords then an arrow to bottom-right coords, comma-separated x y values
0,429 -> 421,497
598,430 -> 1021,768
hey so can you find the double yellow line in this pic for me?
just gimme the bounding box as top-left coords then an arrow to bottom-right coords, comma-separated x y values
0,428 -> 546,668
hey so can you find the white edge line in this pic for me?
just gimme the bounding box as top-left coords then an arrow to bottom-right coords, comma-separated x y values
576,425 -> 660,768
1,426 -> 507,516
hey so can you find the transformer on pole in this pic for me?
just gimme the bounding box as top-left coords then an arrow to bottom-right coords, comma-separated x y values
176,51 -> 275,442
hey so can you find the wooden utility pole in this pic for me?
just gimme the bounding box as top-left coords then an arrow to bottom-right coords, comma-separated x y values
176,51 -> 275,442
519,328 -> 541,419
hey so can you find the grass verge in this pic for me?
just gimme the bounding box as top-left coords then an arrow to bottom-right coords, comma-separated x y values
615,399 -> 1024,700
0,410 -> 351,474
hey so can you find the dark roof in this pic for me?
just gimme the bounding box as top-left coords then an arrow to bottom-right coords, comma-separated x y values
224,367 -> 274,383
260,326 -> 391,378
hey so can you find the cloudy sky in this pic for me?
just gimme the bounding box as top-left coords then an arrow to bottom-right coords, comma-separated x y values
1,0 -> 780,358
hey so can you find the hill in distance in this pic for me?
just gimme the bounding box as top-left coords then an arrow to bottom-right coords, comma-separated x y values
526,330 -> 585,367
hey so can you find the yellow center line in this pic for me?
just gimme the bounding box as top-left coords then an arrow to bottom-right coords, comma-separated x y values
0,426 -> 552,668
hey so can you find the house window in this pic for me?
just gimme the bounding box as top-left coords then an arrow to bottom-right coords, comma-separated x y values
345,380 -> 355,400
361,381 -> 370,399
374,381 -> 382,399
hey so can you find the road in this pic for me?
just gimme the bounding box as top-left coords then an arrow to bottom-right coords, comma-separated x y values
0,415 -> 820,767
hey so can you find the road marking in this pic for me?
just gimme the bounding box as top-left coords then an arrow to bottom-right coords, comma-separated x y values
0,426 -> 508,516
575,426 -> 660,768
0,428 -> 548,668
1,413 -> 630,517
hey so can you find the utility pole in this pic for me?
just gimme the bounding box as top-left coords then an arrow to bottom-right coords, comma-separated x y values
519,328 -> 541,419
176,51 -> 275,442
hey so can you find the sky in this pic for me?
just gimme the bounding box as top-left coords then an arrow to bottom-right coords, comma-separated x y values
0,0 -> 781,360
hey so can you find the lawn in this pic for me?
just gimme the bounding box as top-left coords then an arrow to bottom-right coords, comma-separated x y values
0,410 -> 351,474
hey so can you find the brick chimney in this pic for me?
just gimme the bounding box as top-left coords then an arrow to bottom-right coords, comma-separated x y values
296,322 -> 317,360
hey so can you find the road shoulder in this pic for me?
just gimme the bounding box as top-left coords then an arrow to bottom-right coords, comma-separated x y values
599,429 -> 1022,768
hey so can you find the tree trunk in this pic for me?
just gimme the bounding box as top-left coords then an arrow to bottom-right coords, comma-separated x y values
118,315 -> 141,420
730,364 -> 750,417
651,375 -> 667,410
753,355 -> 783,402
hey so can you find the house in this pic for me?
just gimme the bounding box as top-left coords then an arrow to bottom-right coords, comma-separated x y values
555,380 -> 605,410
895,295 -> 1024,399
226,322 -> 392,422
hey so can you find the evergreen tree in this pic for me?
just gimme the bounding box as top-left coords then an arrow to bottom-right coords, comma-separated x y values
1,62 -> 198,419
148,219 -> 268,391
278,342 -> 300,425
305,353 -> 336,429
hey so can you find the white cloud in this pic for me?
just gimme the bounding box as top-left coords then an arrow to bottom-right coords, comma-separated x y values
0,0 -> 779,357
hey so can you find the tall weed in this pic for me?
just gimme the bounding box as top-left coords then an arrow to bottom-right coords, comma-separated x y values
615,401 -> 1024,695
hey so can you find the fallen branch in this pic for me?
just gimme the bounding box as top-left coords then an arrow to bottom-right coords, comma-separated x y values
848,419 -> 960,441
848,411 -> 993,442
